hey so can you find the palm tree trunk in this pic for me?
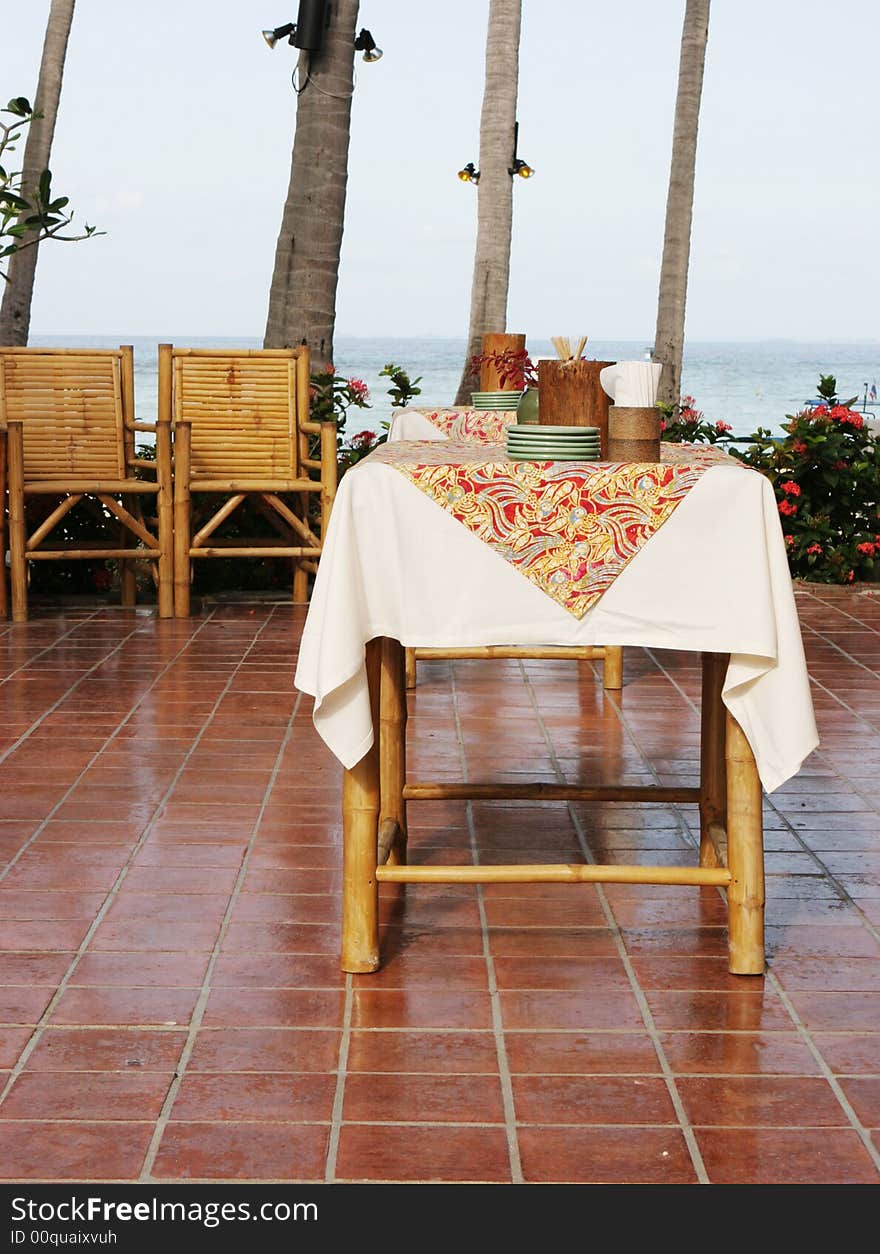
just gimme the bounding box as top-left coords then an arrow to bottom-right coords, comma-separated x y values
453,0 -> 522,407
0,0 -> 76,346
652,0 -> 710,408
264,0 -> 359,368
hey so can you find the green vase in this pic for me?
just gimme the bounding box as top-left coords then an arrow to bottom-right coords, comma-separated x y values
517,388 -> 540,424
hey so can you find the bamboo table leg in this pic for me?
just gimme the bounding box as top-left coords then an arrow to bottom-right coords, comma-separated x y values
404,647 -> 417,690
341,638 -> 382,973
380,637 -> 407,865
699,652 -> 729,868
602,645 -> 623,691
725,709 -> 765,975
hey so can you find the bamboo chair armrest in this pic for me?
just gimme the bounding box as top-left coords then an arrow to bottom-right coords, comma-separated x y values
299,420 -> 336,436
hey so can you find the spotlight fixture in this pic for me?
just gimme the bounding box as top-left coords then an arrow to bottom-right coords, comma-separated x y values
262,22 -> 296,48
457,162 -> 479,185
261,2 -> 329,53
354,28 -> 383,62
508,121 -> 535,179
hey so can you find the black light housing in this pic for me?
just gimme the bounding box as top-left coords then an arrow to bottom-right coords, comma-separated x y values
293,0 -> 328,50
457,162 -> 479,185
261,1 -> 328,53
354,28 -> 383,62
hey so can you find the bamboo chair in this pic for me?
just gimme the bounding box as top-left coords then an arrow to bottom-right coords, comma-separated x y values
0,346 -> 173,622
163,345 -> 336,616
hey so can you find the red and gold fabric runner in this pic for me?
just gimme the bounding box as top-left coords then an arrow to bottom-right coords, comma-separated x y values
406,407 -> 519,444
369,440 -> 740,618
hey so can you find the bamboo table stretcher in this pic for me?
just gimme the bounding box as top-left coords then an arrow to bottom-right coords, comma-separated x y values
294,442 -> 819,981
342,639 -> 764,976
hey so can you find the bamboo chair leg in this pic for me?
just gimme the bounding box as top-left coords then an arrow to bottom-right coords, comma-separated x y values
0,430 -> 7,620
341,638 -> 382,973
405,647 -> 417,689
602,645 -> 623,690
699,651 -> 729,868
293,561 -> 309,603
380,637 -> 407,866
119,494 -> 137,607
7,423 -> 27,623
172,422 -> 192,618
725,709 -> 765,975
155,409 -> 174,619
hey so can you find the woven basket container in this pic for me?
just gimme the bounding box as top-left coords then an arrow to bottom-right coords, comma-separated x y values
607,406 -> 661,462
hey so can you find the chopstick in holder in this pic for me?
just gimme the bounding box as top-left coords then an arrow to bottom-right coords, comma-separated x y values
573,335 -> 587,360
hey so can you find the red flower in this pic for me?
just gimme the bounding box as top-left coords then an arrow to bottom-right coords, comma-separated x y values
659,418 -> 667,432
847,569 -> 855,583
806,544 -> 822,555
785,534 -> 795,547
350,429 -> 376,449
792,439 -> 807,454
830,405 -> 864,429
833,460 -> 848,471
780,481 -> 801,497
857,542 -> 876,556
349,377 -> 370,402
778,500 -> 798,516
715,420 -> 732,433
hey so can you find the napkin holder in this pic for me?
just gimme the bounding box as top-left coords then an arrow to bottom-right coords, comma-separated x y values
538,358 -> 615,456
607,407 -> 662,462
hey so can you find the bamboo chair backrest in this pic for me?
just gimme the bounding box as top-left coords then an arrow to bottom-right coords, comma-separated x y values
172,349 -> 305,481
0,348 -> 129,480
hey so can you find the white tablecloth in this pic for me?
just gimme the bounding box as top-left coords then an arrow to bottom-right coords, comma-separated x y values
295,443 -> 818,793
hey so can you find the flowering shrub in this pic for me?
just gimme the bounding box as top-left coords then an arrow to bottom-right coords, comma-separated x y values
309,365 -> 371,438
658,395 -> 733,444
339,429 -> 382,473
733,376 -> 880,584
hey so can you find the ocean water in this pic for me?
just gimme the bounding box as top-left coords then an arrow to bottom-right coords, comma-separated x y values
30,333 -> 880,438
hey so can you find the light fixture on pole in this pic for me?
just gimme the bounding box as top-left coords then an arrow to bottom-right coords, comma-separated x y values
457,162 -> 479,185
261,1 -> 329,53
508,121 -> 534,179
354,28 -> 383,62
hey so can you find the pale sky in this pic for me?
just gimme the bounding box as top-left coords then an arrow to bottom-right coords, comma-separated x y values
2,0 -> 878,342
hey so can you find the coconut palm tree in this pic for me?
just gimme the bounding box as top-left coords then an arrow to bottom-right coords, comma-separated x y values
653,0 -> 711,408
0,0 -> 77,345
264,0 -> 360,367
453,0 -> 522,407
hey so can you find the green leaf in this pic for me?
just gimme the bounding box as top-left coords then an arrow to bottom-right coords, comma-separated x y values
38,169 -> 51,203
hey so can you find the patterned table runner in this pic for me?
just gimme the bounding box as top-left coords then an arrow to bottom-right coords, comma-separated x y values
405,407 -> 519,444
369,440 -> 741,618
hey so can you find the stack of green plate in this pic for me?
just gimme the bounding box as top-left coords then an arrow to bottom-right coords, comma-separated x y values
505,424 -> 601,462
471,391 -> 524,411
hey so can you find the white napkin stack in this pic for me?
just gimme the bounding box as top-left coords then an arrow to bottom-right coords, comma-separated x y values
599,361 -> 662,407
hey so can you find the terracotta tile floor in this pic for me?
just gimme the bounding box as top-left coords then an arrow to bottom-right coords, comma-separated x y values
0,590 -> 879,1184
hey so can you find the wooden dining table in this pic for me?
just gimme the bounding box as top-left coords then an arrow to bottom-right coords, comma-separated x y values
294,435 -> 818,978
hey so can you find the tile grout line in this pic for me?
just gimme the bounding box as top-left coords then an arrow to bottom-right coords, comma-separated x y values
139,610 -> 308,1180
644,647 -> 880,945
323,976 -> 353,1182
0,611 -> 221,1099
645,645 -> 880,1172
0,612 -> 149,777
520,658 -> 711,1185
0,617 -> 200,882
0,608 -> 102,692
764,972 -> 880,1175
451,663 -> 524,1185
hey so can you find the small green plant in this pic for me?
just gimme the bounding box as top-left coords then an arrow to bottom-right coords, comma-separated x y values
0,97 -> 101,280
380,362 -> 422,409
658,395 -> 732,444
